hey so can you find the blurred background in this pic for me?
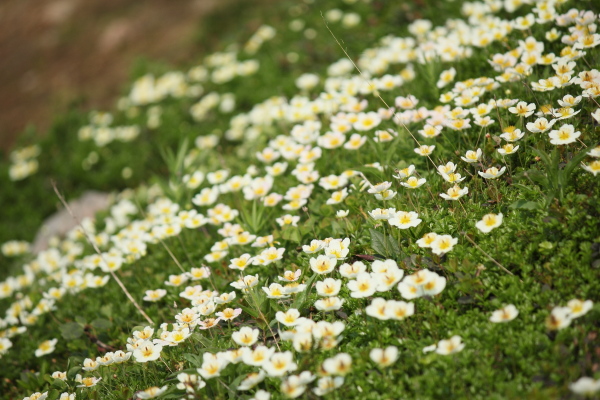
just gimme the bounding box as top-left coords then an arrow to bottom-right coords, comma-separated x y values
0,0 -> 276,151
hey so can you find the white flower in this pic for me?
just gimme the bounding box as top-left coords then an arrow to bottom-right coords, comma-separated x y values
34,338 -> 58,357
385,300 -> 415,320
347,272 -> 377,298
136,386 -> 168,399
368,208 -> 396,220
353,112 -> 381,131
133,341 -> 163,363
263,351 -> 298,377
430,235 -> 458,255
303,239 -> 324,254
582,160 -> 600,176
366,298 -> 390,320
229,254 -> 254,271
326,188 -> 348,205
24,392 -> 49,400
393,165 -> 415,179
280,373 -> 313,398
315,278 -> 342,297
497,144 -> 519,155
436,336 -> 464,355
75,375 -> 102,388
422,274 -> 446,296
400,176 -> 426,189
322,353 -> 352,375
339,261 -> 367,278
416,232 -> 438,248
344,133 -> 367,150
545,306 -> 573,330
375,268 -> 405,292
310,255 -> 337,274
475,213 -> 503,233
567,299 -> 593,318
230,274 -> 259,291
508,101 -> 535,117
314,296 -> 345,311
490,304 -> 519,323
251,389 -> 271,400
569,377 -> 600,396
440,185 -> 468,200
369,346 -> 399,367
232,327 -> 259,346
336,210 -> 349,218
238,371 -> 266,391
262,283 -> 290,299
588,145 -> 600,158
276,309 -> 304,327
388,211 -> 421,229
367,181 -> 392,194
422,344 -> 437,353
478,167 -> 506,179
243,346 -> 275,367
461,149 -> 482,163
197,355 -> 226,379
313,376 -> 344,396
526,117 -> 556,133
143,289 -> 167,302
414,145 -> 435,156
374,189 -> 397,200
548,124 -> 581,145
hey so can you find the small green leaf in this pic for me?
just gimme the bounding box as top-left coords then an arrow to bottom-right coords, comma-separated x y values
183,353 -> 203,367
509,200 -> 540,210
564,149 -> 590,180
238,303 -> 260,320
60,322 -> 84,340
100,304 -> 113,318
67,366 -> 81,380
51,378 -> 67,391
281,226 -> 301,243
292,273 -> 319,309
91,318 -> 112,330
370,228 -> 400,257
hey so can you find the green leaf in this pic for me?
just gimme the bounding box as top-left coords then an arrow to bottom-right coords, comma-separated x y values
238,303 -> 260,320
100,304 -> 113,318
299,218 -> 316,236
370,228 -> 400,257
51,378 -> 67,391
563,149 -> 590,181
67,366 -> 81,380
292,273 -> 319,309
59,322 -> 84,340
281,226 -> 301,243
228,374 -> 248,398
91,318 -> 112,330
509,200 -> 540,210
183,353 -> 203,367
522,169 -> 549,187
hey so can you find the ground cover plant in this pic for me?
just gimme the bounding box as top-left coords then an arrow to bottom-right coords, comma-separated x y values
1,0 -> 600,398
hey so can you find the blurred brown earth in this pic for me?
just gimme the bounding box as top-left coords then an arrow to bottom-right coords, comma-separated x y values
0,0 -> 234,151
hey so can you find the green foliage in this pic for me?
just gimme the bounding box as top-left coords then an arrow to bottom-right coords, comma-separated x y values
1,0 -> 600,399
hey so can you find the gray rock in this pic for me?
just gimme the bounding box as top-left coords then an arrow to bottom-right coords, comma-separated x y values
32,191 -> 112,254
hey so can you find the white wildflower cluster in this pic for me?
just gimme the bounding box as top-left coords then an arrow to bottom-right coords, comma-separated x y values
546,299 -> 594,330
8,145 -> 40,181
3,1 -> 600,399
77,111 -> 140,147
1,240 -> 30,257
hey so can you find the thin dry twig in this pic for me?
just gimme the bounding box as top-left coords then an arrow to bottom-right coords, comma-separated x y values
322,14 -> 439,171
52,181 -> 154,325
461,232 -> 519,280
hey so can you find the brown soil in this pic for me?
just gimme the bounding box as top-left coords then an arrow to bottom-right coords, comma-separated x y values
0,0 -> 235,151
